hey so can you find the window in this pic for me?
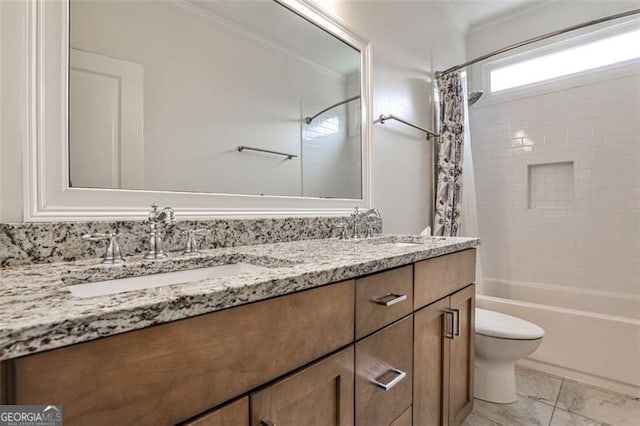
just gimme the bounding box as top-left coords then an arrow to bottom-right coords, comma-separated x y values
490,27 -> 640,93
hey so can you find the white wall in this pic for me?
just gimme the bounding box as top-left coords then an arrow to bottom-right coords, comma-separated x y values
468,5 -> 640,297
0,0 -> 26,223
317,0 -> 466,233
0,0 -> 466,227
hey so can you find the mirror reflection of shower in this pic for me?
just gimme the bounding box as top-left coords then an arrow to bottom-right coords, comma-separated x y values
302,94 -> 362,199
468,90 -> 484,106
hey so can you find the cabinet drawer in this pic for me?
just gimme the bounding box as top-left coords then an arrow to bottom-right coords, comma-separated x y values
355,316 -> 413,426
185,397 -> 248,426
414,249 -> 476,309
11,280 -> 355,426
355,265 -> 413,339
251,346 -> 354,426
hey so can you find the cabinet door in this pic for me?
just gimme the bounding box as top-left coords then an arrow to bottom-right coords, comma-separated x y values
251,346 -> 354,426
413,297 -> 450,426
185,397 -> 248,426
355,316 -> 413,426
448,284 -> 475,426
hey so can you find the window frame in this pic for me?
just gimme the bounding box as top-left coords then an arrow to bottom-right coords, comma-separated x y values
477,18 -> 640,106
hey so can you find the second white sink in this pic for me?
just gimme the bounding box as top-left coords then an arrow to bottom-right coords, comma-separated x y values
67,263 -> 270,298
384,242 -> 420,248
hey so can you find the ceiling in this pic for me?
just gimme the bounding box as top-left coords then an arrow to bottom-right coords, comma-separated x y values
436,0 -> 544,33
188,0 -> 360,76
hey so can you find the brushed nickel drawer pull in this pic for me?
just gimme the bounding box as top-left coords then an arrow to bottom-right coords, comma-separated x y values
452,308 -> 461,337
372,293 -> 407,307
371,367 -> 407,391
445,309 -> 455,339
260,420 -> 276,426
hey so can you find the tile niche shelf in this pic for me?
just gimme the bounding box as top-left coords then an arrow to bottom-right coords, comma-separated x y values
527,161 -> 575,210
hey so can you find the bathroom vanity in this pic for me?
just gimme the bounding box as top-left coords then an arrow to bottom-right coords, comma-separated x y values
0,235 -> 478,426
2,0 -> 478,422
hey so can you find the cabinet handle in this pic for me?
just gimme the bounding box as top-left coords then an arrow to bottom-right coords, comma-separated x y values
371,367 -> 407,391
372,293 -> 407,307
452,308 -> 461,337
260,420 -> 276,426
445,309 -> 455,339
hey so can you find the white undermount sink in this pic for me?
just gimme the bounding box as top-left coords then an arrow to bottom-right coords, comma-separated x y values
369,235 -> 448,248
384,242 -> 419,248
67,263 -> 269,298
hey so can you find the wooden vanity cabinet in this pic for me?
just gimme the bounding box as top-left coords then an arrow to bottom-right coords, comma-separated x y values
2,248 -> 477,426
251,346 -> 354,426
413,284 -> 475,426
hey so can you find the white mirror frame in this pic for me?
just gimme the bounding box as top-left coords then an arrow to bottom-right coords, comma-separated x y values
24,0 -> 372,221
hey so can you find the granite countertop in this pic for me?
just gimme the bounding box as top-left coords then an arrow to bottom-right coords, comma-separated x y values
0,234 -> 479,361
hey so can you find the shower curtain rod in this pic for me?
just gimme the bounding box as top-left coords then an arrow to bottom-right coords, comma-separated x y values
438,8 -> 640,77
304,95 -> 361,124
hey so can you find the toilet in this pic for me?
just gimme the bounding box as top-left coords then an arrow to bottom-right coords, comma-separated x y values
474,308 -> 545,403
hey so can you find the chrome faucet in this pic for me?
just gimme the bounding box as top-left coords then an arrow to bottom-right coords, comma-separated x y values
144,203 -> 176,260
349,207 -> 382,240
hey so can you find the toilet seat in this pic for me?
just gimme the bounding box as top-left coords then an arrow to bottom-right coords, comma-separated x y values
475,308 -> 545,340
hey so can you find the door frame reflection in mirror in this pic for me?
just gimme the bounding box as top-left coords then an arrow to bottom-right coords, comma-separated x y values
23,0 -> 372,221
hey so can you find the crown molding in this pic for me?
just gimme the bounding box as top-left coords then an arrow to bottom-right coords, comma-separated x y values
468,0 -> 557,34
434,1 -> 469,34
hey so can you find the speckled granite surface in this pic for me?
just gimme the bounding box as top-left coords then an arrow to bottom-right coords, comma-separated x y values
0,216 -> 381,267
0,234 -> 479,361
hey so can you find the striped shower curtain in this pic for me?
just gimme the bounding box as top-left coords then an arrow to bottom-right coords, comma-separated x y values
433,72 -> 465,237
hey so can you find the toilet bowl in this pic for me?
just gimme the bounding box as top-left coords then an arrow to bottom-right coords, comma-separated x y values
474,308 -> 545,403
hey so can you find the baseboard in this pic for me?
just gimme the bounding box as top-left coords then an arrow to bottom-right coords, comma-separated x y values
518,358 -> 640,398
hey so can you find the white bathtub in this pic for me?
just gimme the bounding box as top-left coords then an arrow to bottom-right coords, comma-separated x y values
477,278 -> 640,397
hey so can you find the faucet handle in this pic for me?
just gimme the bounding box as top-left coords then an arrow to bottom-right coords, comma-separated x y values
164,209 -> 177,227
366,223 -> 374,238
181,229 -> 211,255
336,222 -> 349,240
82,231 -> 126,264
148,203 -> 176,227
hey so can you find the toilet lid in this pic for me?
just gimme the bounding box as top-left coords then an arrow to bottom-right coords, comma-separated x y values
475,309 -> 545,340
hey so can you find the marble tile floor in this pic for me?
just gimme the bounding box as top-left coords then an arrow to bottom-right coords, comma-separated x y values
463,365 -> 640,426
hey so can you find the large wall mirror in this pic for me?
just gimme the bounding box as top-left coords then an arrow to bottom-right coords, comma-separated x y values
26,0 -> 371,220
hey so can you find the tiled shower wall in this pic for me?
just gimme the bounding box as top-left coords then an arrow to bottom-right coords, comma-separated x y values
470,71 -> 640,296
